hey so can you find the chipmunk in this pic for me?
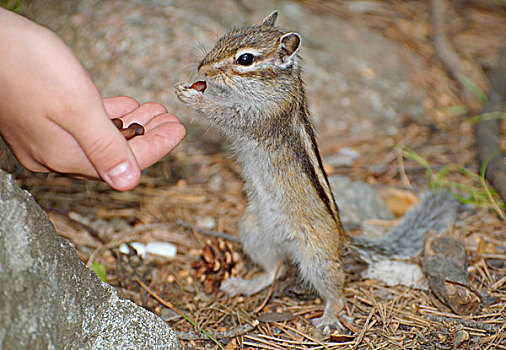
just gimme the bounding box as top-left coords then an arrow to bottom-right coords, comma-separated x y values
175,11 -> 460,331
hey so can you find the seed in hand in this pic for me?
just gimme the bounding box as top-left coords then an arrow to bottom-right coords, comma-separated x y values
111,118 -> 124,129
112,118 -> 145,140
120,127 -> 136,140
128,123 -> 145,137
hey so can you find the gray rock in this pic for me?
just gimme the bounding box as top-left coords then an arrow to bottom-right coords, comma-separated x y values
0,168 -> 182,350
329,174 -> 393,228
324,147 -> 359,167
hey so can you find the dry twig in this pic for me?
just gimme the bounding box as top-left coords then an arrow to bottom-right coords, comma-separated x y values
424,314 -> 500,333
175,321 -> 259,341
177,219 -> 240,243
430,0 -> 489,110
135,278 -> 225,349
475,44 -> 506,205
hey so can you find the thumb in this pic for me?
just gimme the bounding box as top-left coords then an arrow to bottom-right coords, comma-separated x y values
71,110 -> 141,191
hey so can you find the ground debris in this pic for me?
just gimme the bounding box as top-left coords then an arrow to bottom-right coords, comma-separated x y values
191,239 -> 241,294
15,1 -> 506,348
423,233 -> 482,315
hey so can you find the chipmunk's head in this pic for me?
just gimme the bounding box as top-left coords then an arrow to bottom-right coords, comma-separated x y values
198,11 -> 302,108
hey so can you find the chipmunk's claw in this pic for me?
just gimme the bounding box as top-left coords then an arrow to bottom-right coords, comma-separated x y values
312,315 -> 344,336
312,313 -> 354,336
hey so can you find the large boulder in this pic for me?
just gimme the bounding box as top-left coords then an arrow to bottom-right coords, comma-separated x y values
0,168 -> 182,349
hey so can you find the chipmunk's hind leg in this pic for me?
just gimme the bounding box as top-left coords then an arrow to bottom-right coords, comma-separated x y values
220,211 -> 286,296
296,245 -> 346,332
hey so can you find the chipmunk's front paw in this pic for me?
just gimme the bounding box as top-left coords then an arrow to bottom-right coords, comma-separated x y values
174,81 -> 204,106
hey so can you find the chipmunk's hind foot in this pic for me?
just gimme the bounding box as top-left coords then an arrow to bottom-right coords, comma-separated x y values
311,298 -> 349,335
312,315 -> 345,336
220,269 -> 278,296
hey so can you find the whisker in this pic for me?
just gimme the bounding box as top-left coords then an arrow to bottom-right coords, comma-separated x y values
194,36 -> 210,57
181,62 -> 198,76
200,27 -> 222,44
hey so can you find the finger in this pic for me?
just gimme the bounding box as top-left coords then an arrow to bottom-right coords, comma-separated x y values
139,111 -> 181,133
62,103 -> 142,191
103,96 -> 140,119
128,113 -> 186,170
120,102 -> 168,126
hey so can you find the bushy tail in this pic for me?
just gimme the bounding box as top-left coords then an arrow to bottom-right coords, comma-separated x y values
352,192 -> 461,262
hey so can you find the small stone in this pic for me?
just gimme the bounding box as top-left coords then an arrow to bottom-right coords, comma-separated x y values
324,147 -> 359,167
454,330 -> 469,348
196,216 -> 216,230
161,308 -> 181,322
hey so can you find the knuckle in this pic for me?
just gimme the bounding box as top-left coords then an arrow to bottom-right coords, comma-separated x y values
18,156 -> 50,173
84,135 -> 121,161
32,148 -> 78,174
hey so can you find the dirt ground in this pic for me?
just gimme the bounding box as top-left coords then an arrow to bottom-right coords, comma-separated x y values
12,0 -> 506,349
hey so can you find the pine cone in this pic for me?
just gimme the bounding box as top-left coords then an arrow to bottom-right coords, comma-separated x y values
192,239 -> 239,293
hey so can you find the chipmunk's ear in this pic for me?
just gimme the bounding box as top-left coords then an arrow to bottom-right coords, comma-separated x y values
275,32 -> 301,68
261,11 -> 278,27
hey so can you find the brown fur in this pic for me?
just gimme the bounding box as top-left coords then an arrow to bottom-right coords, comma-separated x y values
175,11 -> 346,331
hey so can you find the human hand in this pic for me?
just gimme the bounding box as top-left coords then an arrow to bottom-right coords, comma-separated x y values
99,96 -> 186,180
0,8 -> 185,190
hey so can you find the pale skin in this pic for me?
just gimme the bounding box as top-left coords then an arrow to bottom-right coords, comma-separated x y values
0,8 -> 185,191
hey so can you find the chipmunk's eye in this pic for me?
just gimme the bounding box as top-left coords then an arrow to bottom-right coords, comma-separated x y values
236,53 -> 254,66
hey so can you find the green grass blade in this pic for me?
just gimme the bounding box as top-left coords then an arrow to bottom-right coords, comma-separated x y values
456,73 -> 487,103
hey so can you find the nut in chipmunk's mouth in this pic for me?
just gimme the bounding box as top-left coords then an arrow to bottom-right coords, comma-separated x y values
191,79 -> 232,102
189,81 -> 207,93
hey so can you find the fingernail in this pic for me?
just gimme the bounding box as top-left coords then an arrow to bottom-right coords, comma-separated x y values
104,161 -> 137,190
